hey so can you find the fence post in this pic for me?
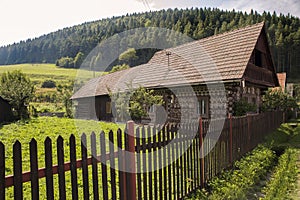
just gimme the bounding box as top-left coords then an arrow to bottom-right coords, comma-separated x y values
247,115 -> 251,151
199,117 -> 205,188
229,115 -> 233,165
0,142 -> 5,200
126,121 -> 136,200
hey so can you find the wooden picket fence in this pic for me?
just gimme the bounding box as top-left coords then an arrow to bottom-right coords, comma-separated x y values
0,111 -> 284,199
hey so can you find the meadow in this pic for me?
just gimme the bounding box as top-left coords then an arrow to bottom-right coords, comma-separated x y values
0,63 -> 99,85
0,117 -> 125,199
0,63 -> 102,113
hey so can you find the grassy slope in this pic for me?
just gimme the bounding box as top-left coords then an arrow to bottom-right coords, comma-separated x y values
0,63 -> 102,112
0,63 -> 102,90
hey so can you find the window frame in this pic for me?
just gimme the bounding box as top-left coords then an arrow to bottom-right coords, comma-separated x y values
197,97 -> 209,118
106,101 -> 112,114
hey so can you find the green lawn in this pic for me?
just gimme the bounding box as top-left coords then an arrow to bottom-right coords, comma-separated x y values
0,117 -> 125,199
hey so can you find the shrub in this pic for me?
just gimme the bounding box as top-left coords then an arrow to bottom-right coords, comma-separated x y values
233,99 -> 257,116
41,80 -> 56,88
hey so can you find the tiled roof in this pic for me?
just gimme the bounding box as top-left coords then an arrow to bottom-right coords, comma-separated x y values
277,72 -> 286,91
72,22 -> 265,99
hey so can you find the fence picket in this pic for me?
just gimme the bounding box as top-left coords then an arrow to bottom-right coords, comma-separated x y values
13,141 -> 22,200
141,126 -> 147,200
57,136 -> 66,200
109,130 -> 117,200
147,126 -> 153,200
44,137 -> 54,200
167,125 -> 172,199
0,142 -> 4,200
70,134 -> 79,200
158,128 -> 163,200
29,139 -> 39,200
81,133 -> 89,200
90,132 -> 99,200
152,126 -> 158,200
117,129 -> 126,200
100,131 -> 108,200
136,127 -> 142,200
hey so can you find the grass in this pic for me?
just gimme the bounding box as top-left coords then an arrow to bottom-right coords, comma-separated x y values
186,120 -> 300,200
0,63 -> 103,113
0,117 -> 125,199
0,63 -> 98,82
0,63 -> 102,91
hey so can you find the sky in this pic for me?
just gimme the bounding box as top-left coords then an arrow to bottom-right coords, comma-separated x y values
0,0 -> 299,47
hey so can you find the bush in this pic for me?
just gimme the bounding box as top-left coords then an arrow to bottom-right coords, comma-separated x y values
41,80 -> 56,88
261,88 -> 298,112
233,99 -> 257,116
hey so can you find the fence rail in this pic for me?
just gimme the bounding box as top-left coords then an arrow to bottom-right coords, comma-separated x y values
0,111 -> 284,199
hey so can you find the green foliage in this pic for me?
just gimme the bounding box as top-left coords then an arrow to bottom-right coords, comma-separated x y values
233,99 -> 257,116
118,48 -> 138,66
262,148 -> 298,200
41,80 -> 56,88
109,64 -> 130,74
57,83 -> 74,118
73,52 -> 85,68
293,84 -> 300,102
56,56 -> 74,68
1,8 -> 299,79
0,70 -> 35,119
0,117 -> 124,199
262,88 -> 298,112
208,145 -> 276,200
110,85 -> 163,122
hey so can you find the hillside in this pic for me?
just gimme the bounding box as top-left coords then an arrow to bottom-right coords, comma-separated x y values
0,7 -> 300,79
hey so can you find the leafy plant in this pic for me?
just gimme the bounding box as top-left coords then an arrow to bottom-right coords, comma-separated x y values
110,85 -> 163,122
262,148 -> 298,200
261,88 -> 298,112
233,99 -> 257,116
108,64 -> 130,74
0,70 -> 35,119
41,80 -> 56,88
57,83 -> 74,118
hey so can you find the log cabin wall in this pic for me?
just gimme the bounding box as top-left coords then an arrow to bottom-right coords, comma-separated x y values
0,97 -> 13,123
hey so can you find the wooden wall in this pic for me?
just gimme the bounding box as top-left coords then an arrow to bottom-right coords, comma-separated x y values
0,97 -> 13,123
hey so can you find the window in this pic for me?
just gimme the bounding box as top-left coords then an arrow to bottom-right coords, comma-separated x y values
149,104 -> 155,113
197,97 -> 209,118
255,50 -> 262,67
106,102 -> 112,114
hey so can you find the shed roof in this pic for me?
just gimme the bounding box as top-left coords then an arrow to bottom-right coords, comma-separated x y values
72,22 -> 266,100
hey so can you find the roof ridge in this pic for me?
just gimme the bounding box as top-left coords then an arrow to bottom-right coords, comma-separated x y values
199,21 -> 265,42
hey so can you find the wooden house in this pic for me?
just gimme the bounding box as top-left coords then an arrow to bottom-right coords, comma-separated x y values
71,22 -> 279,122
0,96 -> 13,123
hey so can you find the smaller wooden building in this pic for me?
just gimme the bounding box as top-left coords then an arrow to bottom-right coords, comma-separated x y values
0,96 -> 13,123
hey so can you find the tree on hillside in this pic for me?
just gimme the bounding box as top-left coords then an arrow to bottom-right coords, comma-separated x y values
0,70 -> 35,119
119,48 -> 138,66
74,52 -> 85,68
109,64 -> 130,74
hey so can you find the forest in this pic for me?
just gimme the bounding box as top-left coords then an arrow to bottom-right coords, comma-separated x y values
0,7 -> 299,80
